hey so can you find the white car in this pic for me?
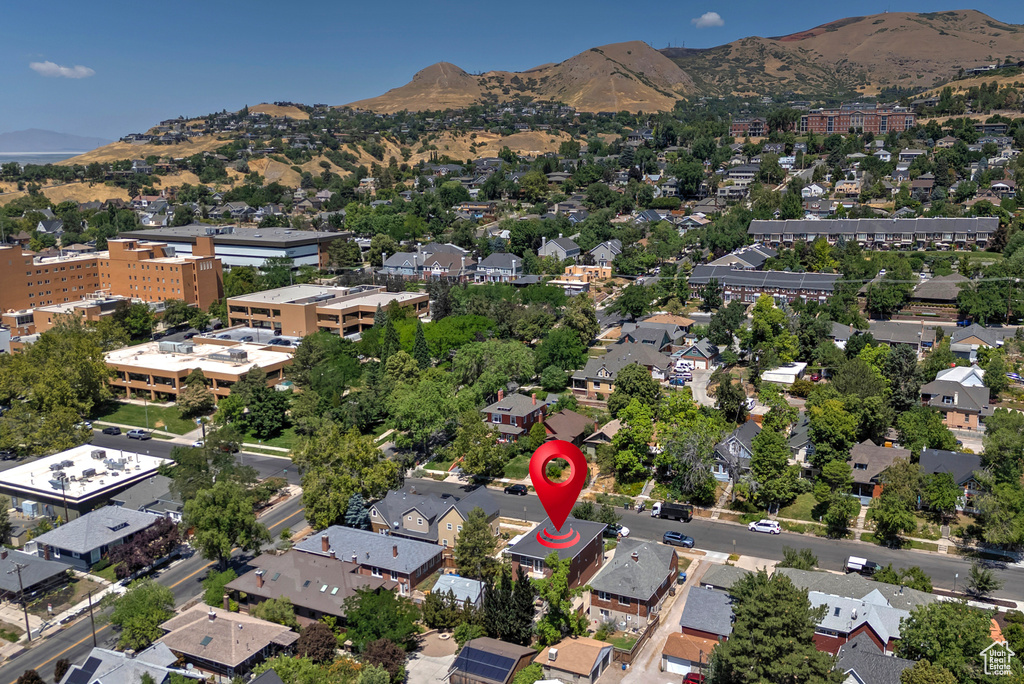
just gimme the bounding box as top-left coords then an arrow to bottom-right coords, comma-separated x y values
192,440 -> 205,448
748,519 -> 781,534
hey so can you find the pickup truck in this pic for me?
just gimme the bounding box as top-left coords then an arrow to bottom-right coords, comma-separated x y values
846,556 -> 881,575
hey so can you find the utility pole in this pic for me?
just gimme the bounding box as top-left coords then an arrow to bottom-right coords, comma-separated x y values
87,590 -> 97,646
8,563 -> 31,641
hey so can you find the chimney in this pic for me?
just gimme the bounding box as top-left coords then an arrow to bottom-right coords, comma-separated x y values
0,550 -> 7,560
256,570 -> 264,588
532,393 -> 536,406
43,545 -> 50,561
208,609 -> 217,621
329,549 -> 336,559
321,534 -> 330,552
559,233 -> 563,239
498,389 -> 504,402
393,544 -> 399,558
124,649 -> 136,659
351,552 -> 358,563
631,551 -> 639,563
223,594 -> 230,611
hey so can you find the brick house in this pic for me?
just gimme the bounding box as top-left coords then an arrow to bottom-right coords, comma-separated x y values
808,591 -> 910,655
588,540 -> 678,629
368,487 -> 499,550
507,517 -> 605,589
481,391 -> 550,442
294,526 -> 444,595
849,440 -> 910,504
676,338 -> 720,370
919,379 -> 992,431
679,586 -> 734,642
543,409 -> 596,446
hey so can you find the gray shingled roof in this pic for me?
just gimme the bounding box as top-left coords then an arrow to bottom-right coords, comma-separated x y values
110,475 -> 182,516
773,568 -> 936,610
433,575 -> 485,604
295,526 -> 443,575
688,265 -> 839,292
911,274 -> 967,302
809,590 -> 909,643
31,507 -> 161,555
478,253 -> 520,269
836,633 -> 914,684
507,517 -> 606,561
919,380 -> 991,414
451,486 -> 500,519
699,564 -> 751,592
849,440 -> 910,486
0,549 -> 67,594
572,342 -> 672,383
748,216 -> 999,236
950,323 -> 1007,347
58,643 -> 197,684
482,392 -> 548,417
919,448 -> 983,486
678,586 -> 734,637
589,540 -> 675,599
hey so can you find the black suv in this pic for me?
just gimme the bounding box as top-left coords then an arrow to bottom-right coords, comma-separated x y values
504,484 -> 528,496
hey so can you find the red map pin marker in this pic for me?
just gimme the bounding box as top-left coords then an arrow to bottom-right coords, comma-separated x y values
529,440 -> 588,533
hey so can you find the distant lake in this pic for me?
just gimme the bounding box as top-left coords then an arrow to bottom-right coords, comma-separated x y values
0,152 -> 81,165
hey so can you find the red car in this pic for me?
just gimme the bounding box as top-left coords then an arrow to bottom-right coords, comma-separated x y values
810,373 -> 821,382
683,674 -> 706,684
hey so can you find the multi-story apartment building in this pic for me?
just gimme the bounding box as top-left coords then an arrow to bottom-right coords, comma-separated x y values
748,217 -> 998,250
798,105 -> 916,135
730,118 -> 767,138
0,246 -> 101,311
688,265 -> 840,305
225,284 -> 429,337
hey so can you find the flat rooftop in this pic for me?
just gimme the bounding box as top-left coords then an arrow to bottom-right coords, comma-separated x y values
229,284 -> 351,305
318,291 -> 426,311
31,250 -> 109,266
198,327 -> 302,346
0,444 -> 171,504
104,340 -> 292,375
122,225 -> 349,247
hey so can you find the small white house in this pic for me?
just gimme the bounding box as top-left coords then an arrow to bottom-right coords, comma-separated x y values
801,183 -> 826,199
760,362 -> 807,387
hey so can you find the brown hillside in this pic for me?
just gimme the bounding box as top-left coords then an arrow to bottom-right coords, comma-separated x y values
665,9 -> 1024,96
346,41 -> 694,113
59,136 -> 227,165
250,104 -> 309,120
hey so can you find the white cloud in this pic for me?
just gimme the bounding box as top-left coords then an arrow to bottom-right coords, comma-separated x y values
29,61 -> 95,79
691,11 -> 724,28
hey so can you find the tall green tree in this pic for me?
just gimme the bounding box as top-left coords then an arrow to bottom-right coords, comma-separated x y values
750,427 -> 797,508
612,283 -> 652,321
412,319 -> 431,369
607,363 -> 661,417
895,601 -> 994,683
562,294 -> 600,347
293,424 -> 400,529
342,588 -> 420,652
535,552 -> 588,645
183,480 -> 272,569
896,407 -> 958,458
509,565 -> 536,646
868,458 -> 920,546
109,579 -> 175,650
454,507 -> 500,582
708,570 -> 840,683
808,398 -> 858,467
700,278 -> 723,312
899,660 -> 957,684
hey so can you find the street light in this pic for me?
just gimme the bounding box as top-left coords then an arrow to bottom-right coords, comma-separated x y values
954,573 -> 959,594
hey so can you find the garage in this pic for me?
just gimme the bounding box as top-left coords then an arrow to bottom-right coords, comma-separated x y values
662,633 -> 716,677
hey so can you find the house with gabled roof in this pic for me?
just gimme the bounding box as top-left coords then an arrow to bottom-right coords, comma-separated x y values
713,421 -> 759,482
809,589 -> 911,655
589,240 -> 621,268
543,409 -> 596,446
919,447 -> 983,511
481,390 -> 551,442
475,253 -> 521,283
676,338 -> 720,370
849,440 -> 910,503
588,539 -> 678,628
538,235 -> 581,261
58,643 -> 201,684
369,486 -> 500,549
382,252 -> 422,277
919,378 -> 993,431
570,342 -> 672,400
834,633 -> 915,684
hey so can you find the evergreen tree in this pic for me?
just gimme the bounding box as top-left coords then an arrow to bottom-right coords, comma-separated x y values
709,570 -> 840,683
373,304 -> 387,328
483,564 -> 513,639
343,493 -> 370,530
509,565 -> 536,646
413,319 -> 431,369
380,318 -> 400,363
455,508 -> 500,581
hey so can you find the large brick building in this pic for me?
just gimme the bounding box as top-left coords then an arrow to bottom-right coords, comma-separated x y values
730,118 -> 767,138
0,238 -> 223,313
798,105 -> 916,135
747,217 -> 998,250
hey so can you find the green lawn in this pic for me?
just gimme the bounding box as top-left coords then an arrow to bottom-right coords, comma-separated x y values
504,454 -> 531,480
427,454 -> 458,472
94,402 -> 196,434
92,563 -> 118,583
607,633 -> 638,650
778,493 -> 823,523
246,426 -> 299,451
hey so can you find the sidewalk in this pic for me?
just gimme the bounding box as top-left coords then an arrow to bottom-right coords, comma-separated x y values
92,420 -> 292,455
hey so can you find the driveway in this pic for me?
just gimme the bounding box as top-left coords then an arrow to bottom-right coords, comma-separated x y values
688,369 -> 715,407
406,652 -> 455,684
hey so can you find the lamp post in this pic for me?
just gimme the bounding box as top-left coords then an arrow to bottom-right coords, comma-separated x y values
8,563 -> 31,641
954,573 -> 959,594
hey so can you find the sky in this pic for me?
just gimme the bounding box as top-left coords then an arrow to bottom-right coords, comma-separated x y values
4,0 -> 1024,141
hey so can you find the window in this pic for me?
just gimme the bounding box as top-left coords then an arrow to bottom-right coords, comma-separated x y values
417,518 -> 423,526
457,525 -> 462,532
833,607 -> 840,617
943,396 -> 953,405
371,510 -> 377,517
446,523 -> 452,530
597,591 -> 610,601
320,584 -> 328,593
618,596 -> 631,606
443,539 -> 448,547
371,567 -> 382,578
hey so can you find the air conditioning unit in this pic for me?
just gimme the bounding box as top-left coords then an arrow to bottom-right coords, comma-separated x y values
548,649 -> 558,662
91,449 -> 106,460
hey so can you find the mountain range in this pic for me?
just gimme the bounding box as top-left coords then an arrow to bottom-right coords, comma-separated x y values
0,129 -> 112,153
344,9 -> 1024,113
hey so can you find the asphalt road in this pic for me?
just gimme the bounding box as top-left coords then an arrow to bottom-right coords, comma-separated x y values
0,495 -> 306,684
407,478 -> 1024,599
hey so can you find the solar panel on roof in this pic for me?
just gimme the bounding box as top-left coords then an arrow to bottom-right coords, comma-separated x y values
454,647 -> 516,683
82,658 -> 102,674
65,669 -> 91,684
271,573 -> 280,581
200,636 -> 213,647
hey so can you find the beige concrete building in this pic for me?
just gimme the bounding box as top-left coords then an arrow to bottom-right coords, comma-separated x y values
104,338 -> 292,402
226,284 -> 429,337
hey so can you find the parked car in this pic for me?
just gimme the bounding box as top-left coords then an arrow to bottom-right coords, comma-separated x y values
810,373 -> 821,382
683,674 -> 706,684
748,519 -> 781,534
217,334 -> 232,340
268,338 -> 284,345
663,531 -> 695,548
603,523 -> 630,538
126,429 -> 151,440
74,421 -> 93,430
239,335 -> 253,342
0,449 -> 16,461
846,556 -> 881,576
101,426 -> 121,435
669,377 -> 686,387
192,440 -> 205,448
504,484 -> 529,496
183,332 -> 197,340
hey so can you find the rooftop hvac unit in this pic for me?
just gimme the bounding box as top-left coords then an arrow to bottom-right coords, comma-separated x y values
49,463 -> 63,471
548,648 -> 558,662
91,449 -> 106,460
21,501 -> 38,517
61,460 -> 74,468
49,479 -> 67,489
82,468 -> 96,479
158,340 -> 195,354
